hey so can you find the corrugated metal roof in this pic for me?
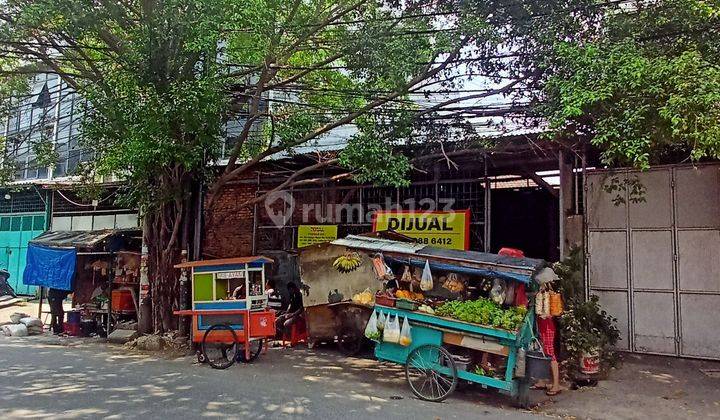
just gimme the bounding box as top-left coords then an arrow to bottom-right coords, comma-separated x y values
30,229 -> 137,248
330,235 -> 426,254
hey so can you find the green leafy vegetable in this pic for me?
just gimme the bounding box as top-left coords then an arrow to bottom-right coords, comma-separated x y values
435,299 -> 527,331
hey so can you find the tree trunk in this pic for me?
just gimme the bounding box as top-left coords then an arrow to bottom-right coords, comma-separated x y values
142,175 -> 197,333
144,208 -> 180,333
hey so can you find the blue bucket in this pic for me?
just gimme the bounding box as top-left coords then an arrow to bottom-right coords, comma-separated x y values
66,310 -> 81,324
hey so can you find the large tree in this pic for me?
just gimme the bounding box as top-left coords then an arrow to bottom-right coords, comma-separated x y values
540,0 -> 720,168
0,0 -> 596,331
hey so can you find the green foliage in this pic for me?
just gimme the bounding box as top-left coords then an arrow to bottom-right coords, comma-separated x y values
553,246 -> 586,303
0,0 -> 616,201
600,174 -> 647,206
541,0 -> 720,168
435,298 -> 528,331
559,296 -> 620,360
554,248 -> 620,364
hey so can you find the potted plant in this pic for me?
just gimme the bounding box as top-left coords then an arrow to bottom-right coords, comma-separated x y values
559,296 -> 620,375
553,248 -> 621,378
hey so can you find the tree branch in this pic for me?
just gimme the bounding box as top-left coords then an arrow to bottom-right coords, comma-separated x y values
209,37 -> 471,203
242,157 -> 341,206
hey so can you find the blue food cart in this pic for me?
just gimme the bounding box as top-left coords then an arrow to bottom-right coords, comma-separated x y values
332,236 -> 544,407
374,303 -> 535,405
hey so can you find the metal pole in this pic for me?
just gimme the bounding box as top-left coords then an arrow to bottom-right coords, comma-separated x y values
37,287 -> 43,318
193,182 -> 203,260
581,146 -> 589,302
252,172 -> 259,254
107,252 -> 115,340
483,154 -> 491,252
559,150 -> 566,259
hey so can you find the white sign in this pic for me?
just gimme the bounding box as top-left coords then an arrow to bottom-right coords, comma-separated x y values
216,271 -> 245,280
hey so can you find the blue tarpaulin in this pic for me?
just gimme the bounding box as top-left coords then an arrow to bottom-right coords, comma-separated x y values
23,244 -> 76,291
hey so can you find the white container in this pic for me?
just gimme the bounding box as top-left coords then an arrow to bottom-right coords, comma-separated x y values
580,348 -> 600,375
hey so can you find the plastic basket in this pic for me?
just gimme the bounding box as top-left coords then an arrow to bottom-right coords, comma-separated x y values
395,299 -> 418,311
375,294 -> 396,307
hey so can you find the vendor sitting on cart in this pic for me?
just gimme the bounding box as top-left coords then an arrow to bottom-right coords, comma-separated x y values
275,282 -> 303,336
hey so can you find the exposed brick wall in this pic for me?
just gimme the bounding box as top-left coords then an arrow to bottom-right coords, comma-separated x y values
203,182 -> 257,258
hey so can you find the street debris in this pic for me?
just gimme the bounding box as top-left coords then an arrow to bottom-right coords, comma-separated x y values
124,331 -> 190,353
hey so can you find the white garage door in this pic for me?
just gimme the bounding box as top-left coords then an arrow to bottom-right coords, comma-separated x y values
586,164 -> 720,359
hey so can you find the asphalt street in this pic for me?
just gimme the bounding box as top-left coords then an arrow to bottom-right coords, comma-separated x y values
0,336 -> 541,419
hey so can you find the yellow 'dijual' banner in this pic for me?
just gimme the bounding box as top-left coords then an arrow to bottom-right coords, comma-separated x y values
372,210 -> 470,250
297,225 -> 338,248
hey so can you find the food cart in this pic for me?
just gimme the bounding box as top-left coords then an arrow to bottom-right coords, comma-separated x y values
173,256 -> 277,369
374,303 -> 535,405
332,235 -> 545,407
298,240 -> 382,354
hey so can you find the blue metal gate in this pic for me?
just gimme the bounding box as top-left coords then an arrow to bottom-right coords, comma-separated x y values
0,213 -> 46,295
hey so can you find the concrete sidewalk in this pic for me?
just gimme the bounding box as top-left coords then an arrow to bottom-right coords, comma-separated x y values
536,353 -> 720,419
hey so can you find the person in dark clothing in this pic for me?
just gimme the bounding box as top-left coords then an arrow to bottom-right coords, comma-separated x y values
48,288 -> 70,334
275,282 -> 304,336
0,269 -> 16,297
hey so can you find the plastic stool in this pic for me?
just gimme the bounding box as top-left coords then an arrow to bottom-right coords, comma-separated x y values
282,315 -> 308,347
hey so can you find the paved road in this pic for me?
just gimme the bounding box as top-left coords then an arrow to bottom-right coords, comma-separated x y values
0,336 -> 540,419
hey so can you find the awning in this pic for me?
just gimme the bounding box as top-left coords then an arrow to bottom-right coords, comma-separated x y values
29,229 -> 138,249
331,235 -> 426,254
331,234 -> 548,284
22,244 -> 76,291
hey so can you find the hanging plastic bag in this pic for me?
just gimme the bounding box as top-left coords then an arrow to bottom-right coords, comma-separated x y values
384,261 -> 395,280
442,272 -> 465,293
399,316 -> 412,346
490,278 -> 506,305
536,290 -> 550,318
364,310 -> 379,340
372,254 -> 395,280
548,287 -> 564,316
420,260 -> 433,291
383,314 -> 400,344
400,265 -> 413,283
504,281 -> 516,305
377,310 -> 386,332
372,256 -> 387,279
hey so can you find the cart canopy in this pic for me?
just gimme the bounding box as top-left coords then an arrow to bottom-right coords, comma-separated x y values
332,235 -> 548,284
29,229 -> 135,249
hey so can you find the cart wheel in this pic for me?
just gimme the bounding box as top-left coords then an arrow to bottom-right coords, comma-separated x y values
513,377 -> 531,408
237,339 -> 263,363
202,324 -> 239,370
405,345 -> 458,402
197,350 -> 207,364
337,327 -> 363,356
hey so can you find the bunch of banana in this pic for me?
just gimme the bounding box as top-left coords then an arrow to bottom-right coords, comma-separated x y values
333,252 -> 362,273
